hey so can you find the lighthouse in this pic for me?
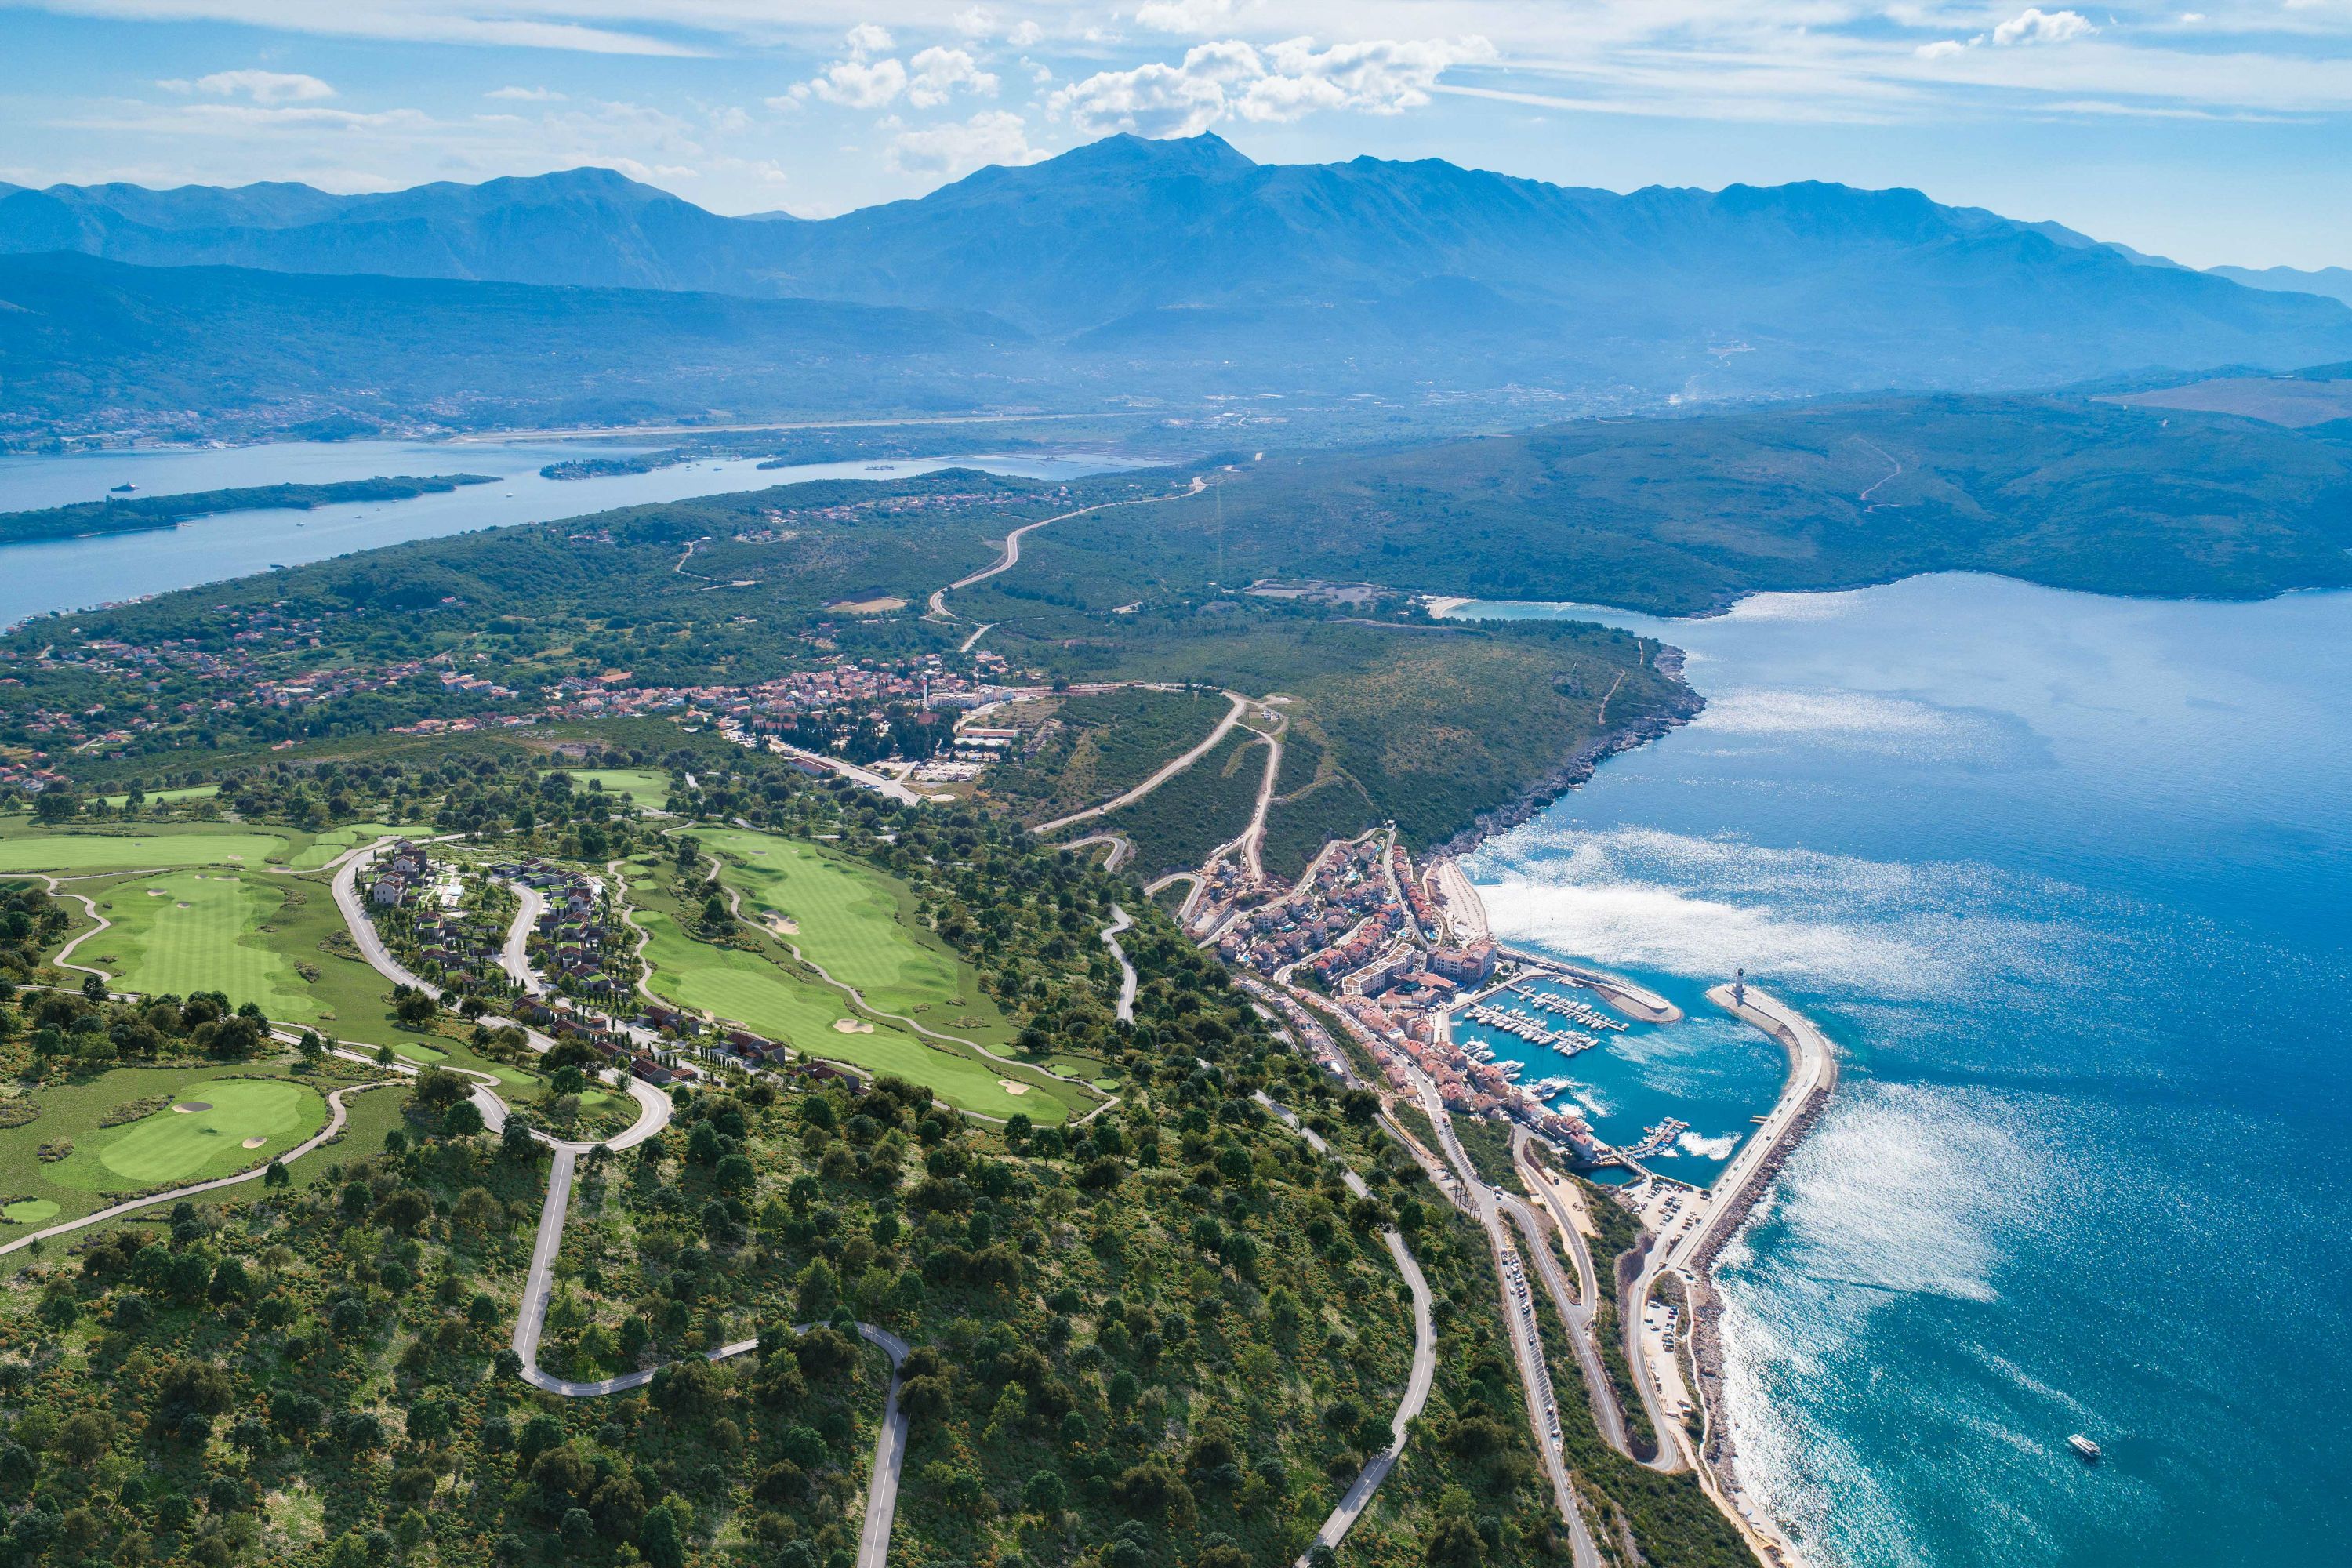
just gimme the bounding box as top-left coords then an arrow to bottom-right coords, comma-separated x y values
1733,966 -> 1746,1009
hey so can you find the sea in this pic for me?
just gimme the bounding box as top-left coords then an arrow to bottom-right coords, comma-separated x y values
1443,575 -> 2352,1568
0,439 -> 1153,629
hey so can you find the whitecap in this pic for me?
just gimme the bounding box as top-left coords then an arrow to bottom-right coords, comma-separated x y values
1678,1130 -> 1738,1160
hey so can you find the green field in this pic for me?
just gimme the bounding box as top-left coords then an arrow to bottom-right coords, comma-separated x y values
0,1066 -> 329,1220
0,827 -> 296,874
99,784 -> 220,809
631,902 -> 1076,1123
696,827 -> 1014,1044
562,768 -> 672,812
74,869 -> 324,1021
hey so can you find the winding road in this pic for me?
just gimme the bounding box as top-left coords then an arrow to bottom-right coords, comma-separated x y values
1099,904 -> 1138,1023
925,479 -> 1205,622
1029,689 -> 1250,837
1254,1092 -> 1436,1566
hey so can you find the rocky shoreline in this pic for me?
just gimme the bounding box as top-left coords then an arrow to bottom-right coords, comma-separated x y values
1433,641 -> 1704,862
1686,1080 -> 1834,1502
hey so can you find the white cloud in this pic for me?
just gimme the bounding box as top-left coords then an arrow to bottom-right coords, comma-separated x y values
487,85 -> 564,101
1049,34 -> 1494,137
195,68 -> 336,104
1914,38 -> 1971,58
952,5 -> 994,36
1007,20 -> 1043,46
887,108 -> 1040,176
803,56 -> 908,109
1134,0 -> 1238,34
1992,8 -> 2096,45
909,45 -> 998,108
843,22 -> 893,58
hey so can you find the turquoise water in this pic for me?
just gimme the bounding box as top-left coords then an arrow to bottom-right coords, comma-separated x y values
1451,977 -> 1782,1185
1450,576 -> 2352,1568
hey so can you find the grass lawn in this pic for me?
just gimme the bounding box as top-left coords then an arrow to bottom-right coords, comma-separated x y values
292,1080 -> 408,1183
283,822 -> 408,872
696,827 -> 1016,1048
99,784 -> 220,808
0,826 -> 295,874
0,1065 -> 328,1222
559,768 -> 672,812
72,869 -> 321,1020
631,902 -> 1081,1124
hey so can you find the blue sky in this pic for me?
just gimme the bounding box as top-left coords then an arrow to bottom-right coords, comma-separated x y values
1,1 -> 2347,269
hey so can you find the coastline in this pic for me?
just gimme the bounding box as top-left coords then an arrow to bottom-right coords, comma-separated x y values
1666,985 -> 1839,1562
1433,841 -> 1838,1566
1430,637 -> 1703,864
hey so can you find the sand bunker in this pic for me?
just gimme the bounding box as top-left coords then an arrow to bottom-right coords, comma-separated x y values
241,1136 -> 267,1149
832,1019 -> 874,1034
996,1080 -> 1030,1096
172,1101 -> 211,1114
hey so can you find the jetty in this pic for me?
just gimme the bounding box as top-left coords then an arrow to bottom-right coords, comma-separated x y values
1624,982 -> 1838,1566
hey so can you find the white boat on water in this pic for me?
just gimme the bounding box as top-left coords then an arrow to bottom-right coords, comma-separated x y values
2067,1434 -> 2101,1461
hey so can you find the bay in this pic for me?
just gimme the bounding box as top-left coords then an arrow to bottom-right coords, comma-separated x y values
0,440 -> 1152,628
1446,576 -> 2352,1568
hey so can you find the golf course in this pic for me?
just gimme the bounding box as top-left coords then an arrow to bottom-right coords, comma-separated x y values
630,898 -> 1087,1124
75,869 -> 321,1021
0,826 -> 295,874
696,827 -> 1017,1046
0,1066 -> 329,1225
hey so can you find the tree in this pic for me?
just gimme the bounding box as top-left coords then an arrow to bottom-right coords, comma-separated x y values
794,1258 -> 839,1319
394,992 -> 437,1029
78,974 -> 105,1003
51,1413 -> 109,1466
1022,1469 -> 1067,1515
637,1505 -> 683,1568
263,1160 -> 291,1189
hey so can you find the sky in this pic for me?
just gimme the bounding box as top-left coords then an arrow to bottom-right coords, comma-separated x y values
1,1 -> 2347,270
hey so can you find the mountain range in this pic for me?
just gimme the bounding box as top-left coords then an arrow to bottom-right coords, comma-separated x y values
4,134 -> 2350,437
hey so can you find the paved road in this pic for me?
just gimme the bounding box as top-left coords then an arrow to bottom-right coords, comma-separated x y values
766,742 -> 921,804
1057,831 -> 1134,871
1030,689 -> 1249,836
38,873 -> 114,983
506,1142 -> 912,1568
927,478 -> 1205,622
500,882 -> 547,996
1403,1069 -> 1601,1568
1100,905 -> 1138,1023
1228,710 -> 1286,882
1254,1094 -> 1436,1565
1500,1139 -> 1633,1458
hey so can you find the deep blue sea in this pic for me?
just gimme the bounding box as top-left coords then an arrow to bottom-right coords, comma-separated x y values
1448,575 -> 2352,1568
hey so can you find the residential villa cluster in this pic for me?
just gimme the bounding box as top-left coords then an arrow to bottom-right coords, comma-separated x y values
495,858 -> 641,1004
353,843 -> 849,1098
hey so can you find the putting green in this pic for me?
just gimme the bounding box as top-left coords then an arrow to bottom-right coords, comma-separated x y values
0,830 -> 293,874
632,906 -> 1069,1123
50,1079 -> 325,1190
2,1200 -> 59,1225
697,828 -> 1006,1033
85,869 -> 321,1022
